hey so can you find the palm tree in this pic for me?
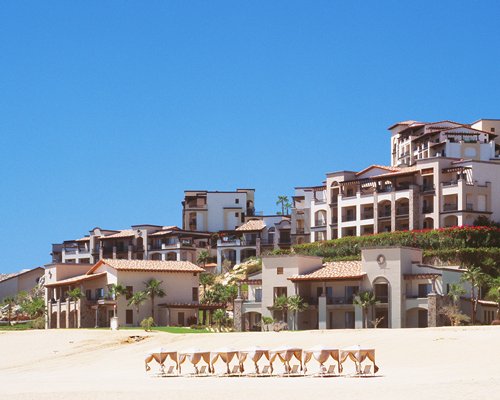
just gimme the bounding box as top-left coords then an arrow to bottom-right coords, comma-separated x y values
199,272 -> 215,294
287,295 -> 308,330
485,277 -> 500,321
276,195 -> 291,216
108,283 -> 127,318
213,308 -> 225,330
197,250 -> 210,268
2,296 -> 16,326
273,295 -> 288,323
447,283 -> 466,307
461,266 -> 487,324
127,291 -> 148,325
353,291 -> 378,328
67,288 -> 83,328
144,279 -> 166,322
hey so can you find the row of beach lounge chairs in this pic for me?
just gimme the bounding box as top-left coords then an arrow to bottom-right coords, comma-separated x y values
144,345 -> 379,378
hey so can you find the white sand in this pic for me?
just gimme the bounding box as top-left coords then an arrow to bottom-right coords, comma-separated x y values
0,326 -> 499,400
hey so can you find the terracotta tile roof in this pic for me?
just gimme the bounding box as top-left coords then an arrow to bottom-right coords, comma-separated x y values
371,166 -> 418,179
289,261 -> 365,281
356,165 -> 402,177
90,259 -> 204,274
236,219 -> 266,232
45,272 -> 108,287
100,230 -> 136,239
403,273 -> 440,280
75,236 -> 91,242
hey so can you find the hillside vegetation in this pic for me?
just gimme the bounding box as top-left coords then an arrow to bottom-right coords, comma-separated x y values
290,227 -> 500,276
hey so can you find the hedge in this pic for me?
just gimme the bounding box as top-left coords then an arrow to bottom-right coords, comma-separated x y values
292,226 -> 500,260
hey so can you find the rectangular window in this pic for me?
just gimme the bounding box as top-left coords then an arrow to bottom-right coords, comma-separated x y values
178,312 -> 185,326
345,311 -> 355,329
418,284 -> 432,298
254,288 -> 262,302
326,287 -> 333,298
277,267 -> 284,275
345,286 -> 359,303
192,287 -> 199,302
235,198 -> 239,204
125,309 -> 133,324
317,287 -> 324,297
95,288 -> 104,300
85,289 -> 92,301
126,286 -> 133,300
235,212 -> 239,217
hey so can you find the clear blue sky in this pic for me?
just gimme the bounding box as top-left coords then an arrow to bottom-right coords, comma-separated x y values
1,1 -> 499,273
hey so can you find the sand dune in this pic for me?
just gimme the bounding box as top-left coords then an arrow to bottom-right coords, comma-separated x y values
0,326 -> 499,400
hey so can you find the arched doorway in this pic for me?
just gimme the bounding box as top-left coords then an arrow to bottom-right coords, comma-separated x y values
443,215 -> 458,228
423,217 -> 434,229
372,277 -> 390,328
244,311 -> 262,331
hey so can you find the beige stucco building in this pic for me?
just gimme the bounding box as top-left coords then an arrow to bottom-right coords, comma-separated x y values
291,119 -> 500,243
44,259 -> 207,329
240,247 -> 497,331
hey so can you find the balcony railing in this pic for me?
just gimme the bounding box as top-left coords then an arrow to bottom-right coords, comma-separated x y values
422,206 -> 433,213
314,220 -> 327,227
443,204 -> 458,211
421,184 -> 435,192
442,180 -> 458,187
466,203 -> 474,211
375,295 -> 389,303
361,212 -> 373,220
343,215 -> 356,222
377,186 -> 393,193
378,211 -> 391,218
396,207 -> 409,216
295,228 -> 305,235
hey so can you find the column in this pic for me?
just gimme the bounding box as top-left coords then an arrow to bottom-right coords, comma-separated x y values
56,299 -> 61,329
47,300 -> 52,329
390,191 -> 396,231
216,249 -> 222,274
235,249 -> 241,265
318,295 -> 327,330
427,293 -> 438,328
233,298 -> 244,332
77,298 -> 82,328
95,306 -> 99,328
66,297 -> 70,328
112,246 -> 117,259
354,304 -> 363,329
128,245 -> 133,260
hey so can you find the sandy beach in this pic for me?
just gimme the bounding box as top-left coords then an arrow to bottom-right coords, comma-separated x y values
0,326 -> 498,400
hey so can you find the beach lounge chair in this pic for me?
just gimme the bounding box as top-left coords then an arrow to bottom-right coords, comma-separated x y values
257,365 -> 271,377
165,365 -> 175,375
228,365 -> 241,377
316,364 -> 337,377
351,364 -> 372,378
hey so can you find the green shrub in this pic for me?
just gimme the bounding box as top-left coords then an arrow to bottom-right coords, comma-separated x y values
423,248 -> 500,276
140,317 -> 155,332
28,316 -> 46,329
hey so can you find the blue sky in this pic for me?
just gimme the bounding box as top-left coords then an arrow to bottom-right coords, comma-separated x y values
1,1 -> 499,272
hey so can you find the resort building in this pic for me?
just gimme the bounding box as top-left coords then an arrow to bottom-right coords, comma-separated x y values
43,259 -> 215,329
181,189 -> 256,232
291,119 -> 500,241
239,246 -> 497,331
216,215 -> 291,272
51,226 -> 211,265
0,266 -> 44,302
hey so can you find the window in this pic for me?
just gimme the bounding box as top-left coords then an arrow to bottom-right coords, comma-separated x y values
345,311 -> 355,329
491,127 -> 495,133
95,288 -> 104,300
418,284 -> 432,298
126,286 -> 133,300
254,288 -> 262,302
273,287 -> 287,299
85,289 -> 92,301
235,212 -> 239,217
235,198 -> 239,204
277,267 -> 284,275
125,310 -> 133,325
192,287 -> 199,302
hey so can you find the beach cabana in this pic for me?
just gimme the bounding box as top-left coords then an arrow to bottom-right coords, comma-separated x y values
339,345 -> 379,374
210,348 -> 239,375
178,349 -> 211,375
238,347 -> 270,374
268,347 -> 303,374
302,346 -> 340,374
144,348 -> 178,374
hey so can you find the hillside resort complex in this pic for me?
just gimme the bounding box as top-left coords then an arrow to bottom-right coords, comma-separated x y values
2,118 -> 499,330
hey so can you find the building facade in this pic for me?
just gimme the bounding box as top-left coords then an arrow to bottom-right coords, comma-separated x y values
291,119 -> 500,242
0,267 -> 44,302
44,259 -> 208,329
240,247 -> 496,331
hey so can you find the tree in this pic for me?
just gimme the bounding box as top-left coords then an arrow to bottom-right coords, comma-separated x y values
213,308 -> 225,330
144,279 -> 166,322
199,273 -> 215,294
260,316 -> 274,331
287,295 -> 308,330
20,296 -> 45,319
447,283 -> 466,307
2,296 -> 16,326
197,250 -> 210,268
461,266 -> 487,324
353,291 -> 378,328
108,283 -> 127,318
273,295 -> 288,323
485,277 -> 500,321
276,196 -> 292,216
439,305 -> 470,326
67,288 -> 83,328
128,291 -> 148,325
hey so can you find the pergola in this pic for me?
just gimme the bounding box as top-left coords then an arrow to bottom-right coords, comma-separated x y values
302,346 -> 341,374
268,347 -> 303,374
339,345 -> 378,373
144,348 -> 178,374
237,347 -> 270,374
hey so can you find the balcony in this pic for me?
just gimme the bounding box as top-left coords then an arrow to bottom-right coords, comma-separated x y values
361,212 -> 373,220
343,215 -> 356,222
422,206 -> 433,214
442,180 -> 458,187
443,204 -> 458,212
314,220 -> 327,227
396,207 -> 409,216
377,186 -> 393,193
327,296 -> 354,305
421,184 -> 435,193
466,203 -> 474,211
375,295 -> 388,304
295,228 -> 305,235
185,202 -> 207,209
378,211 -> 391,218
